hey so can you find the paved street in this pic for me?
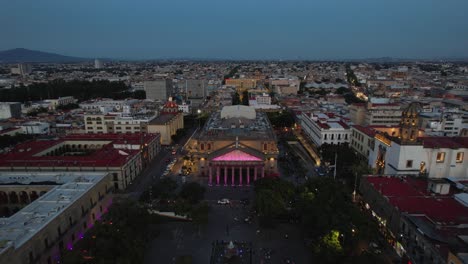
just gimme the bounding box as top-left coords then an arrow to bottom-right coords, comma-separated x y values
125,127 -> 197,198
144,185 -> 311,264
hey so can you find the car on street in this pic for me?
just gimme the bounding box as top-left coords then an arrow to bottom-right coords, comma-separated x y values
217,198 -> 230,204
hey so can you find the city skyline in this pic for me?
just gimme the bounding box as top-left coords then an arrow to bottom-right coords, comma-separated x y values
2,0 -> 468,60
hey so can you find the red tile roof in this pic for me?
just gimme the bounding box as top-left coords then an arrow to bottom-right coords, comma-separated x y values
419,137 -> 468,149
353,125 -> 376,137
0,133 -> 159,168
366,176 -> 468,225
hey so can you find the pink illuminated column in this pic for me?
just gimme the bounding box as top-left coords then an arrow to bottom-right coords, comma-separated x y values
209,166 -> 212,186
239,167 -> 243,186
224,167 -> 228,186
216,166 -> 220,185
261,166 -> 265,178
247,167 -> 250,185
254,166 -> 258,181
231,167 -> 235,186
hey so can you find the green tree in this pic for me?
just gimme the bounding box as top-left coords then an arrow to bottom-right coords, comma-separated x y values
312,230 -> 344,263
255,189 -> 286,217
56,103 -> 79,110
241,90 -> 249,105
232,92 -> 241,105
179,182 -> 205,204
335,87 -> 348,95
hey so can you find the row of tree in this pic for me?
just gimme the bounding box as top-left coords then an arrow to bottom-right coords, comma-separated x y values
254,177 -> 384,263
0,79 -> 145,102
139,178 -> 210,226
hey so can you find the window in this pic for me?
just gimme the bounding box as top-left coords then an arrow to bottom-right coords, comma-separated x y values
406,160 -> 413,168
200,143 -> 204,151
436,152 -> 445,163
456,152 -> 464,163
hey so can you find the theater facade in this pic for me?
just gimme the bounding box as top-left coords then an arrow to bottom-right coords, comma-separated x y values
189,105 -> 279,186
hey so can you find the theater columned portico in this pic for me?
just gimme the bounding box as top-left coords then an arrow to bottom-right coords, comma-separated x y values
208,149 -> 265,186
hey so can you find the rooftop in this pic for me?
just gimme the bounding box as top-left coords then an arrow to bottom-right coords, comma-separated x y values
366,176 -> 468,225
199,108 -> 275,140
419,137 -> 468,149
353,125 -> 377,137
0,133 -> 159,168
0,172 -> 108,253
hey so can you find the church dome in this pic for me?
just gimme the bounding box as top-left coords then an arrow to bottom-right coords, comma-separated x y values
402,102 -> 421,118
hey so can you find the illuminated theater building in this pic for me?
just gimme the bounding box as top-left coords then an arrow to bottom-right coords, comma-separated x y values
190,105 -> 279,186
0,133 -> 160,190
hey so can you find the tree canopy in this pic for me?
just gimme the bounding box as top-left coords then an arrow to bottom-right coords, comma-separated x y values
0,79 -> 137,102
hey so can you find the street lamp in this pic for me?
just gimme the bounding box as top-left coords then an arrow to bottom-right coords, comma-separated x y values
197,109 -> 202,129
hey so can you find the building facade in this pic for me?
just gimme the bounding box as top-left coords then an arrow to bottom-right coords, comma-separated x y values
0,133 -> 160,190
0,102 -> 22,120
188,105 -> 279,186
147,99 -> 184,145
84,113 -> 155,134
301,112 -> 351,146
144,80 -> 173,101
350,102 -> 403,126
0,172 -> 112,264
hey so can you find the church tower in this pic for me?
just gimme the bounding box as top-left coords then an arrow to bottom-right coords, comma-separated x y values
399,102 -> 421,143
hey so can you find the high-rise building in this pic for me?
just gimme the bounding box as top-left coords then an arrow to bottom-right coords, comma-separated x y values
349,101 -> 403,126
0,102 -> 22,119
144,79 -> 173,101
181,79 -> 209,99
10,64 -> 32,76
94,59 -> 103,69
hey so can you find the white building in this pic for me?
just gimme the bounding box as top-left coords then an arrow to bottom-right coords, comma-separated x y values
84,113 -> 156,134
19,122 -> 50,135
178,102 -> 190,115
0,102 -> 21,119
369,136 -> 467,179
10,64 -> 32,76
301,112 -> 351,146
79,99 -> 139,112
94,59 -> 104,69
422,112 -> 468,137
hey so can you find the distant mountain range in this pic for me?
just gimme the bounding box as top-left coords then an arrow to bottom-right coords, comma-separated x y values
0,48 -> 89,63
1,48 -> 467,63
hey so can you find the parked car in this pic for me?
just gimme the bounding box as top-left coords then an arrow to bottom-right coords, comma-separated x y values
217,198 -> 230,204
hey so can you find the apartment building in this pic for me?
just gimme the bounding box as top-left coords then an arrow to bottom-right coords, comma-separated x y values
301,112 -> 351,146
84,113 -> 156,134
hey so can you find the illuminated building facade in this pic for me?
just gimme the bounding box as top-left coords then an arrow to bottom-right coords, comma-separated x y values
189,105 -> 278,186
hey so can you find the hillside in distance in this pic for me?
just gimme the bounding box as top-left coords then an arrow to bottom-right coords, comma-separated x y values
0,48 -> 89,63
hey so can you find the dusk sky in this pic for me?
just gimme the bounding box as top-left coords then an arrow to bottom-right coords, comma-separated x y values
2,0 -> 468,60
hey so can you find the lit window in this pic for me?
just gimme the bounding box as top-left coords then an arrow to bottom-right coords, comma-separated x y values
406,160 -> 413,168
436,152 -> 445,163
456,152 -> 464,163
